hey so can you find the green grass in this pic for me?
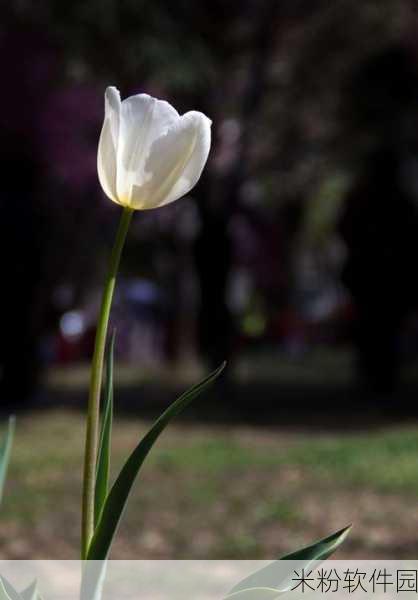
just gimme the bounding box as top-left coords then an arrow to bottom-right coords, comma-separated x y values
284,429 -> 418,493
1,410 -> 418,558
147,428 -> 418,494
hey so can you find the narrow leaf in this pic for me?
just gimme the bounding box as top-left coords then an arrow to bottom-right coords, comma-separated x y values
87,362 -> 226,559
226,525 -> 351,597
225,587 -> 283,599
280,524 -> 351,561
94,331 -> 115,527
80,560 -> 108,600
0,577 -> 22,600
0,417 -> 15,504
20,581 -> 40,600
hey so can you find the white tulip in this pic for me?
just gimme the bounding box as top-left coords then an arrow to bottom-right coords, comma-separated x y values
97,86 -> 212,210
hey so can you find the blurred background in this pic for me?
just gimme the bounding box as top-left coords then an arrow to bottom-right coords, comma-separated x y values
2,0 -> 418,559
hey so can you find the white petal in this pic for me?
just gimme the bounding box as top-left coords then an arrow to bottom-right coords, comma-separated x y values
117,94 -> 179,201
130,111 -> 211,210
97,87 -> 121,203
105,86 -> 121,146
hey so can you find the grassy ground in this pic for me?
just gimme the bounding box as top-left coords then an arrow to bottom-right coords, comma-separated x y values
1,408 -> 418,559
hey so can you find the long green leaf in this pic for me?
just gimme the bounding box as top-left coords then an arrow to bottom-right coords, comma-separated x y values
226,587 -> 283,600
87,362 -> 226,559
0,582 -> 15,600
80,560 -> 107,600
0,417 -> 15,504
280,524 -> 351,561
20,581 -> 40,600
0,579 -> 41,600
0,577 -> 22,600
94,331 -> 115,527
225,525 -> 351,598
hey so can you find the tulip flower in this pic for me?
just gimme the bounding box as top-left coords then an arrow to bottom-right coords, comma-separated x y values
82,88 -> 212,559
97,86 -> 212,210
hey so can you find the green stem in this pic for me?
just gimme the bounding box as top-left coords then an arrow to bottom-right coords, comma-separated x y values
81,206 -> 133,559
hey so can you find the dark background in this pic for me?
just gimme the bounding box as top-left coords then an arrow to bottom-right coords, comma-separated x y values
3,0 -> 418,413
3,0 -> 418,561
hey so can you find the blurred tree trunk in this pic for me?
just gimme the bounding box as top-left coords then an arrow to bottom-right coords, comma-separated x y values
194,0 -> 280,369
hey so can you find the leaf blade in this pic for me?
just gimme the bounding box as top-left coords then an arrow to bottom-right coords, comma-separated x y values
20,581 -> 40,600
87,362 -> 226,559
0,417 -> 15,505
94,332 -> 115,527
226,525 -> 351,597
0,577 -> 22,600
280,524 -> 351,561
225,587 -> 283,599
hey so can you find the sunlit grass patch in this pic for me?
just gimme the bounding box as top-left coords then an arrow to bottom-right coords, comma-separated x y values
1,409 -> 418,558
